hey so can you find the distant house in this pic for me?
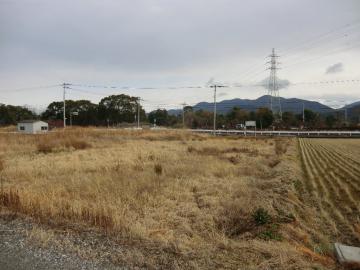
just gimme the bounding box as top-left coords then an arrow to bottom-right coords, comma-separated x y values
17,120 -> 48,134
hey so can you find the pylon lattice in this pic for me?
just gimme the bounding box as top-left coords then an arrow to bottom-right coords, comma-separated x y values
267,48 -> 282,120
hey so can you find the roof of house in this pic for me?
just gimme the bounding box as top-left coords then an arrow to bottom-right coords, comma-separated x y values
17,120 -> 47,124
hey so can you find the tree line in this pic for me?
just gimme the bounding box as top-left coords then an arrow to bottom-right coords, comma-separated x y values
0,94 -> 359,129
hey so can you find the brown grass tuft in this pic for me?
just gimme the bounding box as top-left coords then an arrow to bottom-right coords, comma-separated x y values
36,135 -> 91,153
154,163 -> 163,176
65,139 -> 91,150
37,141 -> 56,153
343,262 -> 360,270
216,200 -> 254,237
275,138 -> 288,155
0,158 -> 4,172
296,246 -> 335,267
268,157 -> 281,168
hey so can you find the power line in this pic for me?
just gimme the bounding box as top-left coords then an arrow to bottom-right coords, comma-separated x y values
69,88 -> 111,96
70,83 -> 206,90
278,19 -> 360,56
282,42 -> 360,69
0,84 -> 61,93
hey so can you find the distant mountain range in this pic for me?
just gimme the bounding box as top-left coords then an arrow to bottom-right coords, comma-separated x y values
168,95 -> 345,115
345,102 -> 360,120
344,101 -> 360,110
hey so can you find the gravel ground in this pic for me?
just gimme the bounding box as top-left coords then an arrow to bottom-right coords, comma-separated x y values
0,216 -> 127,270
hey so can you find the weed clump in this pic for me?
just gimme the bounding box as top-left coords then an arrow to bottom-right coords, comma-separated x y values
154,163 -> 163,176
37,141 -> 56,153
268,158 -> 281,168
293,180 -> 303,192
0,157 -> 4,195
275,139 -> 288,155
65,139 -> 90,150
216,201 -> 253,237
36,137 -> 91,154
259,224 -> 282,241
0,158 -> 4,172
228,156 -> 239,164
253,208 -> 272,226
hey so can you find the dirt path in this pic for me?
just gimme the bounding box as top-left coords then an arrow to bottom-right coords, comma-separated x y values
0,217 -> 125,270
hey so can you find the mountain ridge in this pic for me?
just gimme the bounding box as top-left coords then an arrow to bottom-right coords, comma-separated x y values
168,95 -> 335,115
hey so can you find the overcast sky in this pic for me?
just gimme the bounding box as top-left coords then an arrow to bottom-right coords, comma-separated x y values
1,0 -> 360,112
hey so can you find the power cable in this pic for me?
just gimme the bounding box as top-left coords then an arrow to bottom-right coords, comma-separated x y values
0,84 -> 61,93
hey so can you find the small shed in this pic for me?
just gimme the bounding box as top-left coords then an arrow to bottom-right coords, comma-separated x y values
17,120 -> 48,134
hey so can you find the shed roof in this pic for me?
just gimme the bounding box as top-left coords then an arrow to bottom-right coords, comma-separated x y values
17,120 -> 47,124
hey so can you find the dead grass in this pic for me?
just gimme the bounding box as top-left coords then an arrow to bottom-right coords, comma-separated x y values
275,137 -> 289,155
36,133 -> 91,153
0,128 -> 334,269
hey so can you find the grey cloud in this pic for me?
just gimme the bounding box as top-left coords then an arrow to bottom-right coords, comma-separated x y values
218,92 -> 228,97
326,63 -> 343,74
259,77 -> 291,90
0,0 -> 359,108
2,0 -> 358,73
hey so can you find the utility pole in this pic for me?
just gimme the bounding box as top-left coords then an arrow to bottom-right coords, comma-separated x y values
212,85 -> 217,133
181,102 -> 187,129
70,111 -> 78,127
267,48 -> 282,120
137,97 -> 141,128
210,84 -> 226,133
62,83 -> 70,128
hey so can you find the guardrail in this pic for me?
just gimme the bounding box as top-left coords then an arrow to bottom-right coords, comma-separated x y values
191,129 -> 360,138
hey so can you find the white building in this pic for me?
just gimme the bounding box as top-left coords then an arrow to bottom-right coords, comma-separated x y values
17,120 -> 48,134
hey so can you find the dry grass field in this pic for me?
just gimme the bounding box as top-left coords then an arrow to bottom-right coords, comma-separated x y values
0,128 -> 358,269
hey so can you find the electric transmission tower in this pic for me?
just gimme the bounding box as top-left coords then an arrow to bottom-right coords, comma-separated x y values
267,48 -> 282,120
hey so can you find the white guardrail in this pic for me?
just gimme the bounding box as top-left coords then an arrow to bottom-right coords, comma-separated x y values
191,129 -> 360,137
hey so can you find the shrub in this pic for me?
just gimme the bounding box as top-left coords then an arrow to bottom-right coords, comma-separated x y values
253,208 -> 271,226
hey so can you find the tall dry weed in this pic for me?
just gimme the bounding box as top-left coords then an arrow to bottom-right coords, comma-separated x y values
36,135 -> 91,153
